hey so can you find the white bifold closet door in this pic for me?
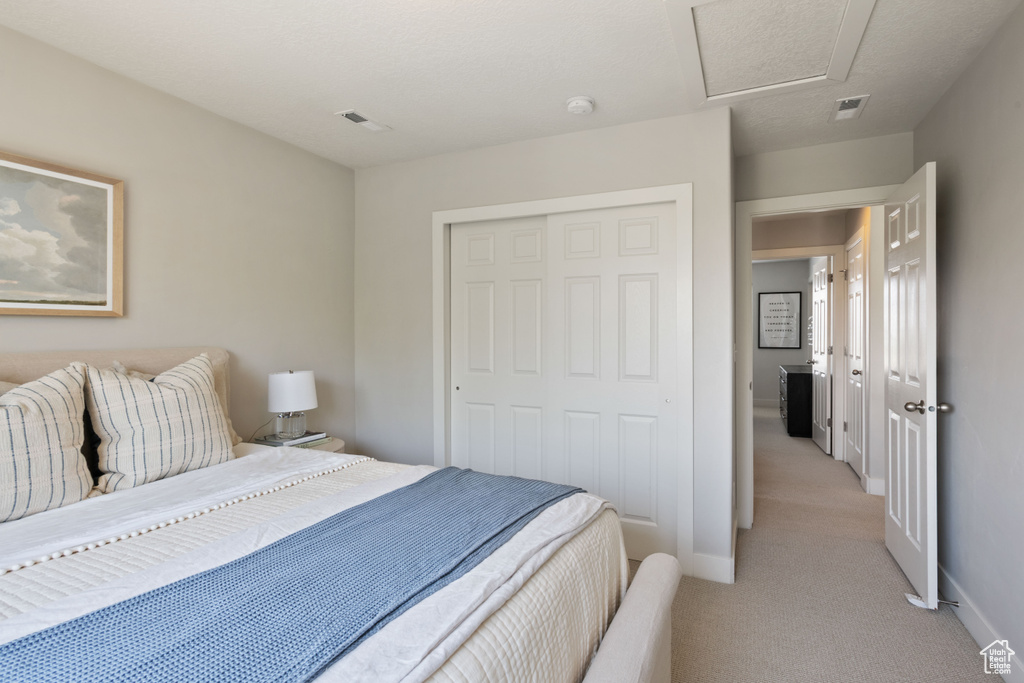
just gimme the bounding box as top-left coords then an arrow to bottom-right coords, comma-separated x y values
450,203 -> 678,560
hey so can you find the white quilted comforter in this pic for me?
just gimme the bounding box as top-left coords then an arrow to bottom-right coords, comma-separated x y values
0,446 -> 627,682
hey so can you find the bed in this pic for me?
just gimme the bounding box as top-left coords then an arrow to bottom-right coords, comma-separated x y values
0,347 -> 680,682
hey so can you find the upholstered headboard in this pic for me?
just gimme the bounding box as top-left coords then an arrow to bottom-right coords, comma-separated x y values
0,347 -> 238,442
0,346 -> 229,408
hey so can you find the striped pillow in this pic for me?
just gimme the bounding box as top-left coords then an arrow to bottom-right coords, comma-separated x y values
85,354 -> 235,494
1,364 -> 93,522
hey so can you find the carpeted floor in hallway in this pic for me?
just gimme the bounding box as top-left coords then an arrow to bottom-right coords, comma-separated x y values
658,406 -> 993,682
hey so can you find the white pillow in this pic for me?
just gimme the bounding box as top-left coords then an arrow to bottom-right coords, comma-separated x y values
108,360 -> 243,446
1,364 -> 93,522
85,354 -> 235,493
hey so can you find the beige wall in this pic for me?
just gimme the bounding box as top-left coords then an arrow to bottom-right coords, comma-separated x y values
355,110 -> 736,562
0,26 -> 356,443
752,213 -> 847,251
845,206 -> 869,242
735,132 -> 914,202
914,1 -> 1024,656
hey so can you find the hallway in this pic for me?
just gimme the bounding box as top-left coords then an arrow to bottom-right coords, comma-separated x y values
667,407 -> 994,682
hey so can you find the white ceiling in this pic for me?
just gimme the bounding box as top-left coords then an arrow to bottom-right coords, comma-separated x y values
0,0 -> 1020,169
693,0 -> 848,96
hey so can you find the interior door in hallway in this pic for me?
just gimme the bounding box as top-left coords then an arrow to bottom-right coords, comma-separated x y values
450,203 -> 679,560
884,162 -> 939,609
845,238 -> 866,480
810,256 -> 832,455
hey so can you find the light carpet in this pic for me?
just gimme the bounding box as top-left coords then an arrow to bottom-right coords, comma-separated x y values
655,406 -> 995,682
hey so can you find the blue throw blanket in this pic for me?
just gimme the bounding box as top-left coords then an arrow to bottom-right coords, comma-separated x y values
0,467 -> 581,683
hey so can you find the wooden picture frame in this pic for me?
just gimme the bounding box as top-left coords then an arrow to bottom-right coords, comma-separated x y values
758,291 -> 801,349
0,150 -> 123,317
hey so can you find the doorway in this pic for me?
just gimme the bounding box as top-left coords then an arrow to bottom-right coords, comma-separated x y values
737,165 -> 941,610
735,186 -> 899,530
750,219 -> 847,491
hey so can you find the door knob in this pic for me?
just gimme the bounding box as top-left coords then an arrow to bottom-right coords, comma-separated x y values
932,403 -> 953,413
904,400 -> 925,414
852,369 -> 862,375
806,360 -> 816,365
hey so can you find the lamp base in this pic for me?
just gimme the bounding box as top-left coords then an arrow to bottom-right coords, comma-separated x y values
275,412 -> 307,440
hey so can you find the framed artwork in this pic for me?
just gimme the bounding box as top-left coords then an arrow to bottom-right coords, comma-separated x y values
0,149 -> 123,316
758,291 -> 801,349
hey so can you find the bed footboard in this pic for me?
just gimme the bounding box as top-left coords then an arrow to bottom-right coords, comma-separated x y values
582,553 -> 682,683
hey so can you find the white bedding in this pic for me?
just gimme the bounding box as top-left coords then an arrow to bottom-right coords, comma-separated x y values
0,447 -> 627,682
0,443 -> 358,571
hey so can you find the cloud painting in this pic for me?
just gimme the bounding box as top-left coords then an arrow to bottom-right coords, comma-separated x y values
0,156 -> 120,314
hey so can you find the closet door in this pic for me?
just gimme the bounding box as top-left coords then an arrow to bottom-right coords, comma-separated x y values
451,203 -> 679,559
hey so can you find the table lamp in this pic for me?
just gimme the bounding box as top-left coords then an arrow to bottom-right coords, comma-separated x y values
268,370 -> 317,439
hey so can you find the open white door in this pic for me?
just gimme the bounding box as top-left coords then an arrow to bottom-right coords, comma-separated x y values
810,257 -> 832,454
884,162 -> 942,609
845,237 -> 866,481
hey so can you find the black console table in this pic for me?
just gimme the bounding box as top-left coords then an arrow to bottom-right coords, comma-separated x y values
779,365 -> 812,438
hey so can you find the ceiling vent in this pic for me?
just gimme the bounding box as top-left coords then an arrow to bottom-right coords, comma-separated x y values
829,94 -> 870,122
335,109 -> 392,132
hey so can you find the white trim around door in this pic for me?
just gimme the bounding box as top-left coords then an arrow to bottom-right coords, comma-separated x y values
736,185 -> 899,530
433,184 -> 695,571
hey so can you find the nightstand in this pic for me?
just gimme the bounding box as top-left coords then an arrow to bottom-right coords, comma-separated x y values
249,437 -> 346,453
303,437 -> 345,453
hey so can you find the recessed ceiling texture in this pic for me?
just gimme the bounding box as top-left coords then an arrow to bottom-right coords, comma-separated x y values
0,0 -> 1020,168
694,0 -> 848,96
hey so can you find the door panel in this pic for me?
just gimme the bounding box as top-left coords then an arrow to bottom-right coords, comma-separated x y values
566,277 -> 600,378
811,257 -> 832,454
845,238 -> 866,480
884,163 -> 938,609
451,204 -> 678,560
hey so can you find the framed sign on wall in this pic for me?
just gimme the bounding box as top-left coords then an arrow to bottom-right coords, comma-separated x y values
758,291 -> 801,349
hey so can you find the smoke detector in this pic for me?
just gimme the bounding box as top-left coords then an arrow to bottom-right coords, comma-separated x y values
829,95 -> 870,123
335,109 -> 392,132
566,96 -> 595,115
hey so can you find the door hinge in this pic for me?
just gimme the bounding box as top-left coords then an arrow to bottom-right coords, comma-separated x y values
827,417 -> 832,428
828,345 -> 833,355
843,421 -> 848,432
828,273 -> 834,283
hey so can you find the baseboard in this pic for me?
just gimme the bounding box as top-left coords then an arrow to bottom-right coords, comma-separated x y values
693,520 -> 737,585
939,563 -> 1023,682
862,475 -> 884,496
753,399 -> 778,409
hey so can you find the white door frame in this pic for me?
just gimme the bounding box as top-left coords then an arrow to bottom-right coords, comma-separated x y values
736,185 -> 899,529
433,184 -> 695,570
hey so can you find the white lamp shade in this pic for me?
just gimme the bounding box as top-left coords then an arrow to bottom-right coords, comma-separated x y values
268,371 -> 318,413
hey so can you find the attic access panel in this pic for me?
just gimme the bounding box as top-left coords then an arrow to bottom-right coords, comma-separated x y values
665,0 -> 877,106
